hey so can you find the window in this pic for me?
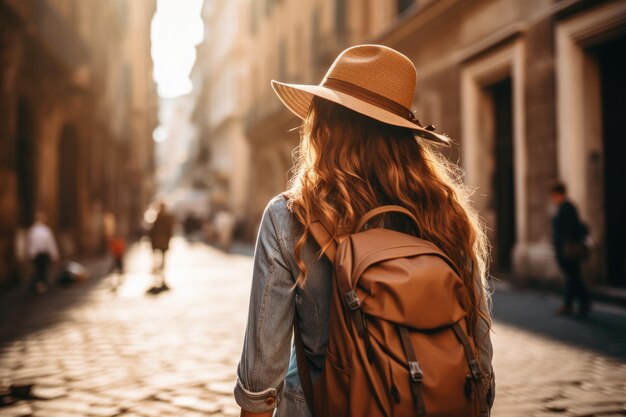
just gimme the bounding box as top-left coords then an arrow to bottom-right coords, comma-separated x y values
58,124 -> 79,231
250,1 -> 258,33
16,99 -> 36,227
278,38 -> 287,80
396,0 -> 414,15
311,8 -> 320,67
335,0 -> 346,41
122,64 -> 132,103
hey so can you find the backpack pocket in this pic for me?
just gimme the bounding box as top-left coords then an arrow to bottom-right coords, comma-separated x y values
319,350 -> 351,414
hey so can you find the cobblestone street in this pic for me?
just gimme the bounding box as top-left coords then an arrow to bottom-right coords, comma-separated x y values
0,239 -> 625,417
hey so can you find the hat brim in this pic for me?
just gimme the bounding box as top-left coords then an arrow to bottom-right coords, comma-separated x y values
271,80 -> 450,144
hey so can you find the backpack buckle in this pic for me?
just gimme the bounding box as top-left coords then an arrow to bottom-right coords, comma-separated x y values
468,359 -> 483,380
344,291 -> 361,310
408,361 -> 423,382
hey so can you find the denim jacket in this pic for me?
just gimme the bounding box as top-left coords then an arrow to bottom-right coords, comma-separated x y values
234,195 -> 494,416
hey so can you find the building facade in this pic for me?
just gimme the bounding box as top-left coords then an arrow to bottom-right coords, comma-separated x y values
372,0 -> 626,288
243,0 -> 412,237
189,0 -> 626,289
190,0 -> 251,229
242,0 -> 626,289
156,94 -> 198,196
0,0 -> 158,286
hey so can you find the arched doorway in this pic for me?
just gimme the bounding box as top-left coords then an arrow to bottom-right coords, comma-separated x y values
486,78 -> 516,273
57,124 -> 79,233
592,35 -> 626,287
461,40 -> 527,277
556,2 -> 626,286
16,98 -> 36,227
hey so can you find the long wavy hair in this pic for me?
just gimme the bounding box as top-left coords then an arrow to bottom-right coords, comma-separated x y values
286,96 -> 491,338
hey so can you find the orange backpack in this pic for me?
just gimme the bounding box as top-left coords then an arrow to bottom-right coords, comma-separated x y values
294,205 -> 493,417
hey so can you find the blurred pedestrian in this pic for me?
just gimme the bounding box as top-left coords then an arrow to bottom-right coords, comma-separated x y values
235,45 -> 494,417
183,212 -> 194,237
148,202 -> 174,292
27,212 -> 59,294
108,234 -> 126,290
109,235 -> 126,273
213,209 -> 236,251
183,212 -> 203,241
550,182 -> 591,318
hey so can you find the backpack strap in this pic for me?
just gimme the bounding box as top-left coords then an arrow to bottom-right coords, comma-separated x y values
397,326 -> 427,416
294,317 -> 318,416
357,205 -> 419,232
452,322 -> 489,417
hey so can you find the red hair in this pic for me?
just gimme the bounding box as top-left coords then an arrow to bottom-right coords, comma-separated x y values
287,97 -> 492,339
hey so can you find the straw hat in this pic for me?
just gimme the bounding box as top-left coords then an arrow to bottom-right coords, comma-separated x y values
271,44 -> 449,144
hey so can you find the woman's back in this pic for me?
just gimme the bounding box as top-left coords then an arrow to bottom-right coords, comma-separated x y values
235,44 -> 494,417
235,195 -> 494,416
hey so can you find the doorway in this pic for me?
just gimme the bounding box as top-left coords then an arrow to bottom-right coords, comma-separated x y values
461,40 -> 527,278
593,35 -> 626,286
487,78 -> 516,273
58,124 -> 79,232
16,99 -> 36,227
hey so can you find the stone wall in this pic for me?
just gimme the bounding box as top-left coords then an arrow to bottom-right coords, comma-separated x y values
190,0 -> 625,287
0,0 -> 157,287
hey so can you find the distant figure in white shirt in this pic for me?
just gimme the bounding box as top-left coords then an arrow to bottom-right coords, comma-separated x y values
27,212 -> 59,294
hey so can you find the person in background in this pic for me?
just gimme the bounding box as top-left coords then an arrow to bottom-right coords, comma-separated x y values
108,233 -> 126,290
148,202 -> 174,292
213,209 -> 236,251
27,212 -> 60,294
550,182 -> 591,318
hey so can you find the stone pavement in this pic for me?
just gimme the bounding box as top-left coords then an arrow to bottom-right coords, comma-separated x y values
0,238 -> 624,417
490,284 -> 626,416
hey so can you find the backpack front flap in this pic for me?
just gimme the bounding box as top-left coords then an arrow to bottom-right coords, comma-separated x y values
337,228 -> 469,329
327,228 -> 484,417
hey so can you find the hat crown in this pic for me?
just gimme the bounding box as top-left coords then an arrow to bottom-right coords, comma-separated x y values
322,44 -> 417,110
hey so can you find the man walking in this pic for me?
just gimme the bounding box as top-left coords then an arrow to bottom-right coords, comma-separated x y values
27,212 -> 59,294
550,182 -> 591,318
148,202 -> 174,292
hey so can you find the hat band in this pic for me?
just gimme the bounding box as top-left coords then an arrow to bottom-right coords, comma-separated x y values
321,77 -> 419,124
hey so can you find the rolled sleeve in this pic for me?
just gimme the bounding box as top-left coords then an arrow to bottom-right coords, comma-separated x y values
234,200 -> 296,413
476,281 -> 495,407
234,378 -> 280,412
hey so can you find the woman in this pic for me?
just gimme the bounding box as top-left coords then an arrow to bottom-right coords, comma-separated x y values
235,44 -> 494,417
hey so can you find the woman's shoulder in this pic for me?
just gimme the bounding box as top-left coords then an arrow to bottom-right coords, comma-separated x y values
266,193 -> 290,216
264,193 -> 302,239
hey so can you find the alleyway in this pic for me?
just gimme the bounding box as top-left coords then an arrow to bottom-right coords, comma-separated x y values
0,239 -> 625,417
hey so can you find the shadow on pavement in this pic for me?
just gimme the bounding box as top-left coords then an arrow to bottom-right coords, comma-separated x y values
492,282 -> 626,362
0,257 -> 112,344
0,239 -> 253,346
